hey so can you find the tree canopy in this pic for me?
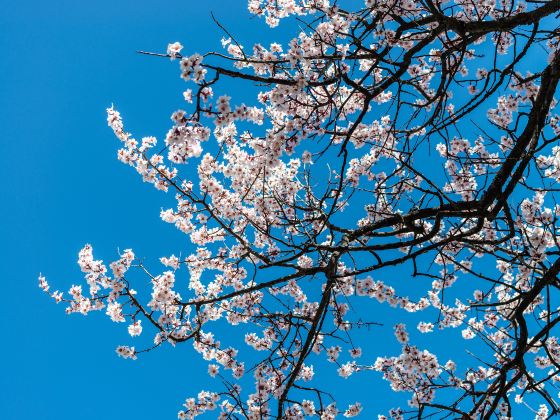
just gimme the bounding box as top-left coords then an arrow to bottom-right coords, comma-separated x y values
41,0 -> 560,418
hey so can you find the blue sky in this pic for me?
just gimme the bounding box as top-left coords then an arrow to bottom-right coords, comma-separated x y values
1,1 -> 552,419
0,1 -> 259,418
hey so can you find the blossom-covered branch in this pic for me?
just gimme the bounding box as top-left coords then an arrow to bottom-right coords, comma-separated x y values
42,0 -> 560,418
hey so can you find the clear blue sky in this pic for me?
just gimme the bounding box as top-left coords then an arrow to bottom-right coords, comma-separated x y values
0,2 -> 260,418
0,1 -> 546,419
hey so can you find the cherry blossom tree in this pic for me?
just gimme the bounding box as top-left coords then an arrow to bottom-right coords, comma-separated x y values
40,0 -> 560,418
